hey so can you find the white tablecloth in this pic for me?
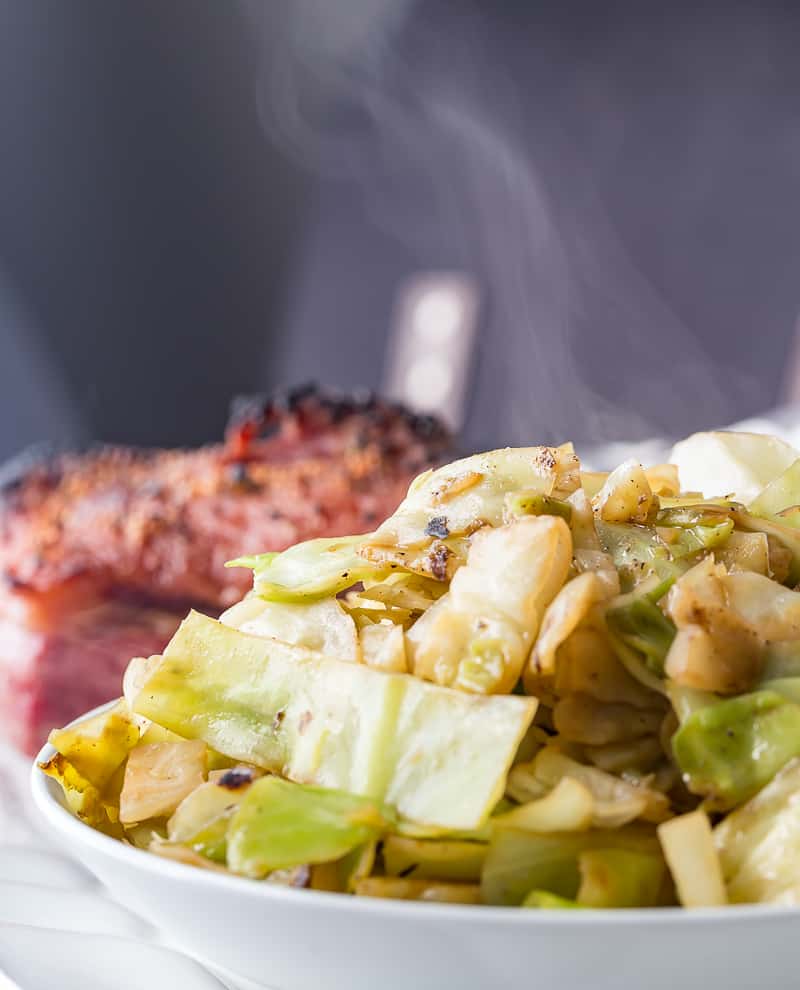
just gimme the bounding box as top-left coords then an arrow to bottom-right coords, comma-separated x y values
0,752 -> 252,988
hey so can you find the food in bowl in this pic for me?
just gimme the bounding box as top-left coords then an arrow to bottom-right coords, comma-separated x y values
39,431 -> 800,910
0,384 -> 449,752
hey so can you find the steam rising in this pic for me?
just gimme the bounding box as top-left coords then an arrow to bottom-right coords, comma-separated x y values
243,2 -> 767,448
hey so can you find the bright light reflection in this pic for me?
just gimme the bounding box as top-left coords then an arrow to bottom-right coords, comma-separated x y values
405,355 -> 454,408
411,287 -> 465,344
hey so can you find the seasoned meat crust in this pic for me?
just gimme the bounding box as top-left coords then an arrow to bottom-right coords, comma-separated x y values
0,385 -> 450,608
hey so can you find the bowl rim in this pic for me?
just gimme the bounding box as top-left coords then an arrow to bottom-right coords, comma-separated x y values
30,702 -> 800,929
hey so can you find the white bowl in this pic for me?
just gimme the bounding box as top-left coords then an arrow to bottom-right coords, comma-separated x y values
31,708 -> 800,990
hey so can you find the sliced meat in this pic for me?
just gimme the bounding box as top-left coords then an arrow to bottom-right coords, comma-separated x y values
0,593 -> 180,754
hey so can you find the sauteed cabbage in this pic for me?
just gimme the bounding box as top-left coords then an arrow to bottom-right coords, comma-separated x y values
41,431 -> 800,908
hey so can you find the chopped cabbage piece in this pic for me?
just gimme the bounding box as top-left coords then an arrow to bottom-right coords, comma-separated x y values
596,521 -> 685,591
366,445 -> 580,549
382,836 -> 487,881
135,612 -> 536,830
606,595 -> 676,679
671,691 -> 800,809
567,489 -> 602,551
661,519 -> 735,560
669,431 -> 799,504
221,596 -> 360,663
310,842 -> 376,893
748,458 -> 800,516
493,778 -> 594,833
583,735 -> 664,775
553,694 -> 663,747
119,740 -> 207,824
358,574 -> 445,612
714,758 -> 800,904
48,700 -> 139,791
715,531 -> 770,575
551,626 -> 658,710
658,810 -> 726,907
527,572 -> 610,678
504,491 -> 573,522
723,570 -> 800,641
359,621 -> 407,673
576,848 -> 665,908
506,747 -> 668,829
148,839 -> 229,872
481,826 -> 661,906
227,535 -> 389,602
592,460 -> 656,524
39,753 -> 123,835
41,700 -> 141,836
644,464 -> 680,497
407,516 -> 571,694
167,772 -> 256,862
227,777 -> 391,878
663,559 -> 763,695
731,509 -> 800,584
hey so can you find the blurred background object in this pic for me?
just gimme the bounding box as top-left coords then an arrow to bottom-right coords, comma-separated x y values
0,0 -> 305,455
2,0 -> 800,457
382,273 -> 480,431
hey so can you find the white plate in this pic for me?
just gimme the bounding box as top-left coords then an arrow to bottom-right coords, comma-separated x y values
30,705 -> 800,990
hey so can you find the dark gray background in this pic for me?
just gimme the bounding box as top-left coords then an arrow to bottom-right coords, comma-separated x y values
1,0 -> 798,458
